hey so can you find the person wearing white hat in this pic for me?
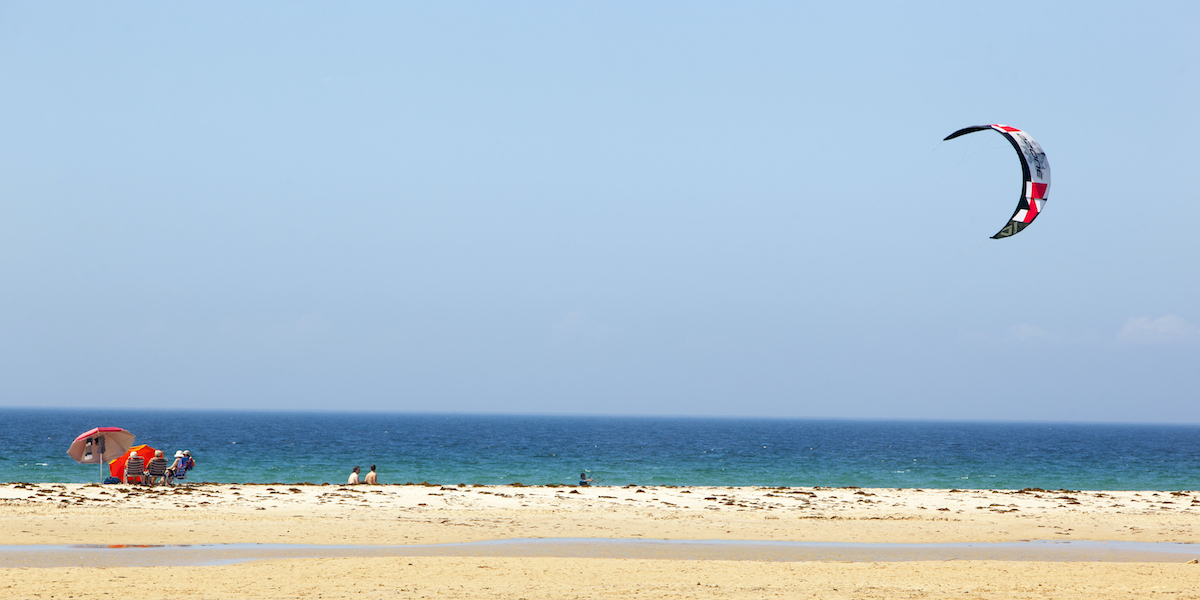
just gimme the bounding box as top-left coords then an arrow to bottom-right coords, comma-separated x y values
124,450 -> 145,485
166,451 -> 185,485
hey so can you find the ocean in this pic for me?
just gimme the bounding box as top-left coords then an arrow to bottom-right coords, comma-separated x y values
2,409 -> 1198,489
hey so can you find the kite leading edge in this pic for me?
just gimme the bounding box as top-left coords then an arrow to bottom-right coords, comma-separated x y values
944,124 -> 1050,239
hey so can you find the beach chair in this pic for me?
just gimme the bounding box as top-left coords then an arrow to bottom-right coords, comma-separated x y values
172,460 -> 192,486
145,456 -> 168,486
124,456 -> 145,484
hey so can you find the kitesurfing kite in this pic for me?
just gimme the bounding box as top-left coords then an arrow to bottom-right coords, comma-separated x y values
944,124 -> 1050,239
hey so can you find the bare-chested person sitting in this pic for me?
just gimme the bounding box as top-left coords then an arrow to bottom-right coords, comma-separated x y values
145,450 -> 168,486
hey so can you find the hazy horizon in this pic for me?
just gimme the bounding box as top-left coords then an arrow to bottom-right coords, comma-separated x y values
6,405 -> 1200,428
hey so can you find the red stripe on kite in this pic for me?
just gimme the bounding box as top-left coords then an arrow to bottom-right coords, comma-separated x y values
1030,183 -> 1048,199
1023,203 -> 1038,222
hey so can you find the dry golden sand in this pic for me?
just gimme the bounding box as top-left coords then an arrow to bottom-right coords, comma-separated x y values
2,483 -> 1198,599
3,558 -> 1199,600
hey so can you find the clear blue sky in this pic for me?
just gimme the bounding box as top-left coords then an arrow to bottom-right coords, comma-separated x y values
1,2 -> 1197,422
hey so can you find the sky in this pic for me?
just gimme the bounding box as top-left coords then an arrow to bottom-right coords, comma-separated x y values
0,2 -> 1197,422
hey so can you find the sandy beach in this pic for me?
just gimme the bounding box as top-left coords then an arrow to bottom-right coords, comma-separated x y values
1,482 -> 1198,598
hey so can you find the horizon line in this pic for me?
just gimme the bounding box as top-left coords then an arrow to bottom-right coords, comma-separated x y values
0,405 -> 1196,427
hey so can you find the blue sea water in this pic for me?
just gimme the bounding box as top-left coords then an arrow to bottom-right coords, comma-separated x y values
1,409 -> 1198,489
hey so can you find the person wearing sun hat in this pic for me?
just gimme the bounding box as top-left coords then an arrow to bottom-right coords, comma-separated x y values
164,451 -> 183,484
124,449 -> 145,484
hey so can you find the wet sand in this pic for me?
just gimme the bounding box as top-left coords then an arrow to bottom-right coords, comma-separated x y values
1,483 -> 1198,598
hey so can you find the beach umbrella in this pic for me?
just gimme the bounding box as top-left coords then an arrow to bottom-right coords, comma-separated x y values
67,427 -> 135,482
108,444 -> 158,482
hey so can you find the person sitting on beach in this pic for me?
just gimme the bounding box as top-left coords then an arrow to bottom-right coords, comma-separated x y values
165,451 -> 183,484
124,450 -> 145,485
171,451 -> 195,485
579,472 -> 593,486
348,466 -> 360,485
145,450 -> 169,486
364,465 -> 378,485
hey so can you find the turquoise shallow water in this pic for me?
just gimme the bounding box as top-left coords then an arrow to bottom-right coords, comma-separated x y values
2,409 -> 1198,489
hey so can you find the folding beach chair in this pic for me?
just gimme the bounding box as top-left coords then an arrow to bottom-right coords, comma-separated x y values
172,458 -> 193,486
124,455 -> 145,485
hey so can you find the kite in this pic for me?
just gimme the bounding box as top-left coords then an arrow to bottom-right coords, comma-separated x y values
944,124 -> 1050,239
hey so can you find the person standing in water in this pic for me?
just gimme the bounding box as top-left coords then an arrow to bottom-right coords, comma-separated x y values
364,465 -> 378,484
348,466 -> 360,485
579,472 -> 593,486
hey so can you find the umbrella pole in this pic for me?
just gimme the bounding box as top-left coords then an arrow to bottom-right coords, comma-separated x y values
98,436 -> 107,483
